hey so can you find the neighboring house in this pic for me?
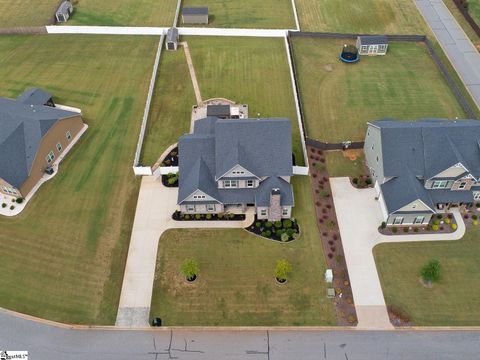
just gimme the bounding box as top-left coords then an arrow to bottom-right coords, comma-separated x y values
365,119 -> 480,225
182,7 -> 209,24
0,88 -> 85,198
55,0 -> 73,23
177,117 -> 294,221
356,35 -> 388,56
166,27 -> 179,51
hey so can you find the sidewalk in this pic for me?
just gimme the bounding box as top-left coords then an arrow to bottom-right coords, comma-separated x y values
415,0 -> 480,111
330,177 -> 465,330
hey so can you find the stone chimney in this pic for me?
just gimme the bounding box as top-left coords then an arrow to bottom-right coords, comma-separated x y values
269,188 -> 282,222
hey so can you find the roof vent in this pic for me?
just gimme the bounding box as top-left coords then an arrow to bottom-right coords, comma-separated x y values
271,188 -> 281,195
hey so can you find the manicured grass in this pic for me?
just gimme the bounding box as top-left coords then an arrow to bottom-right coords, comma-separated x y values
444,0 -> 480,49
469,0 -> 480,26
0,0 -> 58,27
325,151 -> 366,178
67,0 -> 177,26
292,38 -> 466,143
0,35 -> 157,324
181,0 -> 296,28
374,227 -> 480,325
150,176 -> 336,326
186,36 -> 304,165
140,49 -> 196,166
295,0 -> 430,33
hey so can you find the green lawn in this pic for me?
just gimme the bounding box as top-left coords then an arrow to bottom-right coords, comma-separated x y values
443,0 -> 480,49
66,0 -> 177,26
0,0 -> 58,27
292,38 -> 466,143
140,49 -> 196,166
374,227 -> 480,325
469,0 -> 480,26
150,176 -> 336,325
0,35 -> 157,324
180,0 -> 296,28
295,0 -> 430,33
326,151 -> 366,178
186,36 -> 304,165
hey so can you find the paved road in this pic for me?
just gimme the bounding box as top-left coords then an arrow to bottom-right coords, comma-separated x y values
416,0 -> 480,110
330,178 -> 465,330
1,310 -> 480,359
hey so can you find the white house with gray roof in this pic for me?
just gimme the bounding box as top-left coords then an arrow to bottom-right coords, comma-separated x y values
177,117 -> 294,221
365,119 -> 480,226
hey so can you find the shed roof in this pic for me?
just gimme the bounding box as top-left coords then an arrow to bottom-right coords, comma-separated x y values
167,27 -> 179,42
182,7 -> 208,15
358,35 -> 388,45
56,0 -> 72,15
0,94 -> 78,189
206,105 -> 230,117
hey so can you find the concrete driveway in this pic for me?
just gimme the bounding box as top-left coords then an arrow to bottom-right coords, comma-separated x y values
116,176 -> 253,327
330,177 -> 465,330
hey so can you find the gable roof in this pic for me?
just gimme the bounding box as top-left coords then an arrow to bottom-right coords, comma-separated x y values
56,0 -> 72,15
182,7 -> 208,15
0,95 -> 77,188
17,88 -> 52,106
358,35 -> 388,45
167,27 -> 178,42
370,119 -> 480,179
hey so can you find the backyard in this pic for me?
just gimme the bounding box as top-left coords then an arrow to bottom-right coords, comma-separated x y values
292,37 -> 466,143
0,35 -> 157,324
325,150 -> 366,178
141,36 -> 304,166
374,227 -> 480,325
295,0 -> 430,34
0,0 -> 58,27
66,0 -> 177,26
180,0 -> 296,28
150,176 -> 336,326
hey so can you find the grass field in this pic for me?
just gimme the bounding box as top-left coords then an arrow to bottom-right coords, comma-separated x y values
180,0 -> 296,28
150,176 -> 336,326
444,0 -> 480,49
469,0 -> 480,26
185,36 -> 304,165
325,151 -> 366,178
140,49 -> 196,166
295,0 -> 430,33
0,35 -> 157,324
67,0 -> 177,26
0,0 -> 58,27
292,38 -> 466,143
374,227 -> 480,325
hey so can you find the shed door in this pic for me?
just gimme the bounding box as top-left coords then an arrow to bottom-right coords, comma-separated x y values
368,45 -> 379,54
167,42 -> 175,50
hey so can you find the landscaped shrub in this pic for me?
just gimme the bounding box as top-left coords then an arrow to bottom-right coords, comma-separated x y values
195,214 -> 202,220
413,227 -> 419,233
473,214 -> 478,220
319,190 -> 330,198
352,178 -> 358,184
205,214 -> 212,220
184,214 -> 190,220
326,220 -> 335,230
286,228 -> 295,237
392,227 -> 398,233
283,219 -> 293,228
281,233 -> 289,242
444,218 -> 450,224
181,257 -> 199,281
167,177 -> 177,185
15,198 -> 23,204
432,224 -> 439,231
437,214 -> 443,220
261,231 -> 267,237
327,253 -> 333,259
365,178 -> 372,185
473,220 -> 478,226
217,213 -> 224,219
9,206 -> 14,210
255,221 -> 262,228
420,259 -> 441,283
433,219 -> 440,226
1,203 -> 6,208
265,230 -> 272,237
276,229 -> 285,237
274,221 -> 282,228
451,223 -> 457,230
335,255 -> 343,263
448,213 -> 453,219
380,221 -> 386,229
403,227 -> 409,233
476,202 -> 480,208
265,221 -> 273,228
274,259 -> 292,282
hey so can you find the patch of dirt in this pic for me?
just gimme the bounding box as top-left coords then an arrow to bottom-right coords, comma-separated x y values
308,145 -> 357,326
324,64 -> 333,72
387,305 -> 412,327
419,277 -> 433,289
342,149 -> 362,161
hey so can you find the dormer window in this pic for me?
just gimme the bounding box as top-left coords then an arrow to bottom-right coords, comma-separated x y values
246,180 -> 254,188
232,170 -> 245,175
458,182 -> 467,189
224,180 -> 238,188
432,180 -> 448,189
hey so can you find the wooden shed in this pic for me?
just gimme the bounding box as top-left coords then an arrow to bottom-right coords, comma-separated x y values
166,27 -> 179,51
55,0 -> 73,23
182,7 -> 209,24
356,35 -> 389,56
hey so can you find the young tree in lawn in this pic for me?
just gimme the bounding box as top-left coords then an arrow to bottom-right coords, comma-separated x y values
274,259 -> 292,283
420,259 -> 441,285
181,257 -> 199,282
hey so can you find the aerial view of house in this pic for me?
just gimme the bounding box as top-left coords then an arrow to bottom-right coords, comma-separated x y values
0,88 -> 84,199
177,117 -> 294,221
365,119 -> 480,225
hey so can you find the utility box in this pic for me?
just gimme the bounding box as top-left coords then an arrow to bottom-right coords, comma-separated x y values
325,269 -> 333,283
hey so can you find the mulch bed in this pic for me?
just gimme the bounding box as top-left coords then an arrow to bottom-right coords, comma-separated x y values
351,174 -> 373,189
308,145 -> 358,326
162,173 -> 178,187
379,213 -> 458,235
161,147 -> 179,187
245,217 -> 300,242
172,211 -> 245,221
460,205 -> 480,230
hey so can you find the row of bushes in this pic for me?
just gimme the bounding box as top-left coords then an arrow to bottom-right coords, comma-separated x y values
248,218 -> 300,242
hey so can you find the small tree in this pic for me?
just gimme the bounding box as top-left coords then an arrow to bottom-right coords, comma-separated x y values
181,258 -> 199,281
274,259 -> 292,283
420,259 -> 441,284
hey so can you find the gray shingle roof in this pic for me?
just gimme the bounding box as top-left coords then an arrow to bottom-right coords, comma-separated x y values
0,95 -> 77,189
358,35 -> 388,45
182,7 -> 208,15
255,177 -> 294,207
56,0 -> 72,15
17,88 -> 52,106
207,105 -> 230,117
178,117 -> 293,206
167,27 -> 178,43
428,189 -> 474,204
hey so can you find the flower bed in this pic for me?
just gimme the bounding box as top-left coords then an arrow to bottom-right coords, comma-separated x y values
172,210 -> 245,221
351,174 -> 373,189
378,213 -> 458,235
245,217 -> 300,242
161,147 -> 179,187
162,172 -> 179,187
